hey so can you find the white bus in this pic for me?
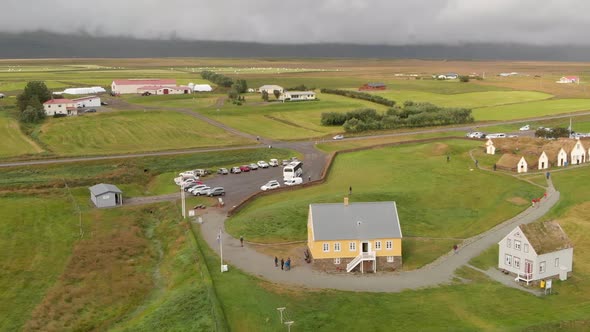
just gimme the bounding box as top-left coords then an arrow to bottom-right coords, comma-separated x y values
283,161 -> 303,180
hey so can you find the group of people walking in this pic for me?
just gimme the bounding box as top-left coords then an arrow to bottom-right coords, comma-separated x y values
275,256 -> 292,270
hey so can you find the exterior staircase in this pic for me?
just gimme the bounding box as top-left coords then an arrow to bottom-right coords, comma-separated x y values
516,273 -> 534,285
346,252 -> 376,273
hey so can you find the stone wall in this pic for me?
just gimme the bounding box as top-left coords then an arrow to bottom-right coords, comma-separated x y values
312,256 -> 402,273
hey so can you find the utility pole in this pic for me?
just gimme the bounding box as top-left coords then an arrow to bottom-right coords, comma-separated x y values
218,228 -> 224,272
181,184 -> 186,219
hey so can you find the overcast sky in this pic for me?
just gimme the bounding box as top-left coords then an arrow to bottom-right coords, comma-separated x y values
1,0 -> 588,45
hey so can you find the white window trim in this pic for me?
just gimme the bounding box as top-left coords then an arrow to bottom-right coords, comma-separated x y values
387,256 -> 394,263
505,254 -> 512,266
349,242 -> 356,252
540,261 -> 546,274
334,258 -> 341,265
513,257 -> 521,269
514,240 -> 521,251
323,243 -> 329,253
375,241 -> 382,251
554,258 -> 559,267
523,244 -> 529,253
507,239 -> 511,248
386,240 -> 393,250
334,242 -> 341,252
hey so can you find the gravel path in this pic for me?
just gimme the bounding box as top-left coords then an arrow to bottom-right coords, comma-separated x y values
196,177 -> 559,292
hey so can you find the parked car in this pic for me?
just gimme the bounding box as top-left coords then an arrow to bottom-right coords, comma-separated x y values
205,187 -> 225,197
261,180 -> 281,191
180,178 -> 199,187
230,166 -> 241,174
239,165 -> 251,172
217,168 -> 229,175
100,101 -> 108,106
269,159 -> 279,167
282,159 -> 290,166
284,177 -> 303,186
194,169 -> 208,176
257,160 -> 269,168
333,134 -> 344,140
179,170 -> 198,178
486,133 -> 507,139
85,109 -> 97,113
0,93 -> 5,99
519,124 -> 530,131
141,91 -> 151,96
248,163 -> 259,170
184,182 -> 204,191
192,186 -> 211,196
188,184 -> 208,194
466,132 -> 485,139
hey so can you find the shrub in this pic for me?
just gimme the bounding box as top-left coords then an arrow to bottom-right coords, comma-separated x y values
320,88 -> 396,107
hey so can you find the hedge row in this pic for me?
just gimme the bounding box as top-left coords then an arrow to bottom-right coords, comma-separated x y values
319,88 -> 396,107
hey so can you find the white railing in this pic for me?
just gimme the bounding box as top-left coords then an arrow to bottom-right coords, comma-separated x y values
346,252 -> 376,272
516,272 -> 534,285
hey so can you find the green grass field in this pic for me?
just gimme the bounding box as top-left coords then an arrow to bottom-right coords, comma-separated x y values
38,111 -> 252,156
0,112 -> 43,157
374,90 -> 551,108
226,140 -> 542,250
473,99 -> 590,121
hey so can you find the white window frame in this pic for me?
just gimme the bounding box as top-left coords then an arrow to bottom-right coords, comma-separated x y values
540,261 -> 546,274
349,242 -> 356,252
386,240 -> 393,250
513,257 -> 521,269
514,240 -> 521,251
334,258 -> 341,265
323,243 -> 329,252
102,194 -> 110,200
375,241 -> 382,251
387,256 -> 394,263
554,258 -> 559,267
334,242 -> 341,252
506,238 -> 511,248
524,244 -> 529,253
505,254 -> 512,266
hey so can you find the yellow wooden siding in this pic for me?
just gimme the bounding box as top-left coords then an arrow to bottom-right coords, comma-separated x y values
309,238 -> 402,259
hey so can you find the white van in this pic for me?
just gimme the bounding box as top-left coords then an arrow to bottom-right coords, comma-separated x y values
284,177 -> 303,186
486,133 -> 506,139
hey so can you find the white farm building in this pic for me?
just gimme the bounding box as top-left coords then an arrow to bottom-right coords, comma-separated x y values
43,99 -> 77,116
73,96 -> 101,108
282,91 -> 316,101
111,79 -> 177,94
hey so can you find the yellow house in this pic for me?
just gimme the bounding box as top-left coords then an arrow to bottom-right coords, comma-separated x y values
307,198 -> 403,273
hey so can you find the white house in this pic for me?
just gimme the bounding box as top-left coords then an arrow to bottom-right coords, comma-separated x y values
282,91 -> 316,102
556,148 -> 568,167
111,79 -> 177,94
192,84 -> 213,92
43,99 -> 77,116
517,156 -> 528,173
556,76 -> 580,84
498,221 -> 573,284
485,139 -> 496,155
538,151 -> 549,170
437,73 -> 459,80
258,85 -> 284,95
570,139 -> 586,165
137,85 -> 191,95
73,96 -> 101,108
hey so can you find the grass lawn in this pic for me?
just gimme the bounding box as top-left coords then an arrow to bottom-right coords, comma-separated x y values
38,111 -> 252,156
200,92 -> 388,140
373,90 -> 551,108
0,112 -> 43,157
0,192 -> 79,331
473,99 -> 590,121
226,140 -> 542,264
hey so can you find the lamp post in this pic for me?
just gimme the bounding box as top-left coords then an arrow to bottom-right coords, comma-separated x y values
218,228 -> 224,272
181,183 -> 186,219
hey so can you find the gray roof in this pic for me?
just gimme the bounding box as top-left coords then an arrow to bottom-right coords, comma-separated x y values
89,183 -> 122,196
310,202 -> 402,241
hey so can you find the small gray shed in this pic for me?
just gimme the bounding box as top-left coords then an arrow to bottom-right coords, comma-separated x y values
89,183 -> 123,208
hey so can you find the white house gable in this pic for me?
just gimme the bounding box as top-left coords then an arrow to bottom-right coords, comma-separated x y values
557,148 -> 568,166
485,139 -> 495,155
538,151 -> 549,170
570,140 -> 586,165
517,157 -> 528,173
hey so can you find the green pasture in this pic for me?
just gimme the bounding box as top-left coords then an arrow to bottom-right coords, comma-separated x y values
226,140 -> 542,247
38,111 -> 252,156
373,90 -> 551,108
0,193 -> 79,331
473,99 -> 590,121
0,112 -> 42,157
200,92 -> 389,140
122,93 -> 220,109
383,79 -> 513,94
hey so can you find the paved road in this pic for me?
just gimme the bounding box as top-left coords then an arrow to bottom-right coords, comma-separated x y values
195,177 -> 558,292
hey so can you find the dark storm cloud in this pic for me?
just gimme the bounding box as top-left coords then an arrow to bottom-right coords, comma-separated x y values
1,0 -> 589,44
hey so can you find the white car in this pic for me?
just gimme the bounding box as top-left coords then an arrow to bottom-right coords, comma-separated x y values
188,184 -> 208,194
466,132 -> 485,139
333,134 -> 344,140
249,163 -> 259,170
257,160 -> 269,168
175,176 -> 198,186
179,170 -> 198,178
180,178 -> 198,187
261,180 -> 281,191
269,159 -> 279,167
192,186 -> 211,196
519,125 -> 530,131
284,177 -> 303,186
486,133 -> 506,139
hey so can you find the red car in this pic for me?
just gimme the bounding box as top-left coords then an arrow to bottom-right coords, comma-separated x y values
239,165 -> 251,172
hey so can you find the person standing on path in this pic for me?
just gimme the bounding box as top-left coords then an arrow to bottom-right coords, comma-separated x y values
349,186 -> 352,196
446,154 -> 450,162
493,163 -> 497,171
286,257 -> 291,271
281,258 -> 284,270
475,159 -> 479,168
240,236 -> 244,247
274,256 -> 278,267
453,244 -> 458,254
308,175 -> 311,182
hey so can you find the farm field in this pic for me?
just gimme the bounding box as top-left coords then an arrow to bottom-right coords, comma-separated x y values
0,112 -> 43,157
373,90 -> 552,108
226,140 -> 543,266
473,98 -> 590,121
38,110 -> 253,156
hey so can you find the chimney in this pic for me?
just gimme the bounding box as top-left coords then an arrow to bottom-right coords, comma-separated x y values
344,197 -> 349,206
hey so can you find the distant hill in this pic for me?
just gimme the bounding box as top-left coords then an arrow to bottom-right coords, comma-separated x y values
1,31 -> 590,61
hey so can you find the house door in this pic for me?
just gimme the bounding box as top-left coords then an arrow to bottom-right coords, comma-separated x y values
541,162 -> 545,169
163,89 -> 169,95
560,158 -> 564,166
115,194 -> 120,205
362,242 -> 370,253
525,260 -> 533,275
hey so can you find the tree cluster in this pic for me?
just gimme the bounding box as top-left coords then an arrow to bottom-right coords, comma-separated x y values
321,102 -> 473,133
200,70 -> 234,87
535,127 -> 571,139
285,84 -> 313,91
320,88 -> 395,107
16,81 -> 50,123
